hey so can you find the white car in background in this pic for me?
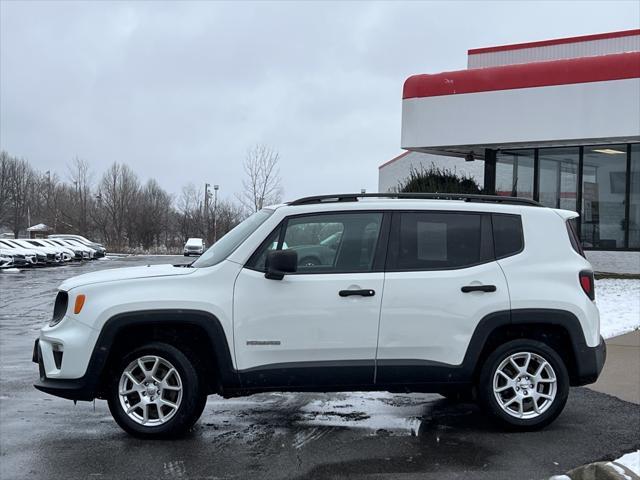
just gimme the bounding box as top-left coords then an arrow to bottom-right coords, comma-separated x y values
0,251 -> 13,268
183,238 -> 205,256
11,239 -> 63,264
47,238 -> 92,260
38,239 -> 83,261
0,239 -> 41,265
58,238 -> 97,259
0,248 -> 31,268
48,235 -> 106,257
22,239 -> 73,262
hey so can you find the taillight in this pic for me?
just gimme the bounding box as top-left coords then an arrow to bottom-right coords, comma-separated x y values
579,270 -> 595,301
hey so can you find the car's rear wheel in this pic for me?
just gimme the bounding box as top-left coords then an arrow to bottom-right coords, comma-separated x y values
107,342 -> 205,439
478,339 -> 569,430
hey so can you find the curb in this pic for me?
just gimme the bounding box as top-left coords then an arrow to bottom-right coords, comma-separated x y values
551,461 -> 640,480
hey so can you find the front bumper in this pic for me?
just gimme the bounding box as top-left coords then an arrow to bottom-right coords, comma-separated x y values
32,316 -> 101,401
572,335 -> 607,386
33,339 -> 96,400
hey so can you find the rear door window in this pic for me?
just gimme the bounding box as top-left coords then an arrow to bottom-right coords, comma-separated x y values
388,212 -> 491,270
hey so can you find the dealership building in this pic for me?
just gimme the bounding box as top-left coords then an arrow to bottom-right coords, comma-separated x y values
380,29 -> 640,274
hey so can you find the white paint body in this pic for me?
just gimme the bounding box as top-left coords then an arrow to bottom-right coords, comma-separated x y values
38,200 -> 599,381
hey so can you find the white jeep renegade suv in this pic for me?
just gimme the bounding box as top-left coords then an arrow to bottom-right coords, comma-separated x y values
33,193 -> 606,438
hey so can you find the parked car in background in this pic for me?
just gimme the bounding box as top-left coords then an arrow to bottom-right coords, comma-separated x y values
48,235 -> 106,257
37,239 -> 78,261
0,251 -> 14,268
0,249 -> 30,268
22,239 -> 72,262
0,239 -> 43,265
183,238 -> 205,256
11,239 -> 62,264
57,238 -> 98,259
47,239 -> 92,260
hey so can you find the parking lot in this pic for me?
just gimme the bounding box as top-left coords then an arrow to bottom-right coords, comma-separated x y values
1,256 -> 639,480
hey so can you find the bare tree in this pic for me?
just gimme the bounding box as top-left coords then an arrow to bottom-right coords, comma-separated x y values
97,163 -> 140,249
0,151 -> 255,253
237,145 -> 283,213
177,183 -> 204,242
133,179 -> 173,249
67,157 -> 93,235
213,199 -> 245,241
0,152 -> 11,226
6,156 -> 35,237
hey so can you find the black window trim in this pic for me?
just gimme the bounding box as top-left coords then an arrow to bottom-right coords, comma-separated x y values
385,210 -> 497,272
244,209 -> 392,275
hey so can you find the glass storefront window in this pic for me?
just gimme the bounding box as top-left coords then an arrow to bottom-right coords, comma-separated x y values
538,147 -> 579,211
496,150 -> 534,199
581,145 -> 628,249
630,145 -> 640,248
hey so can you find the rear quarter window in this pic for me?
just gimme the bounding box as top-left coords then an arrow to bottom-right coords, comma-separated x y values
492,214 -> 524,259
566,218 -> 585,257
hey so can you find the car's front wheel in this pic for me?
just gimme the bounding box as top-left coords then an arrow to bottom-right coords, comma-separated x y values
107,342 -> 205,439
478,339 -> 569,430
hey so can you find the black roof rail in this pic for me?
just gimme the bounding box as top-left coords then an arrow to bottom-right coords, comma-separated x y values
288,193 -> 542,207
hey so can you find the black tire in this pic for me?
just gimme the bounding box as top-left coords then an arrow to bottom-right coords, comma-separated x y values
477,339 -> 569,431
184,253 -> 189,257
107,342 -> 206,439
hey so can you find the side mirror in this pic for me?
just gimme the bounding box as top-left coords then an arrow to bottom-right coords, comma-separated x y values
265,249 -> 297,280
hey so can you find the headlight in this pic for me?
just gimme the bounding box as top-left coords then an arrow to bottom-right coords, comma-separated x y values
49,291 -> 68,327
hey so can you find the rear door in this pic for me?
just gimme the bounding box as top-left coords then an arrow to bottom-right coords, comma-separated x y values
376,210 -> 510,385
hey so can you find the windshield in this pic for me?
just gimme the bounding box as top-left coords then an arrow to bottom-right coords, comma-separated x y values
192,209 -> 274,268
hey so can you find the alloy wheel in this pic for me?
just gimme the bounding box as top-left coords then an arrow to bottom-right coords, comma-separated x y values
118,355 -> 183,426
492,351 -> 557,419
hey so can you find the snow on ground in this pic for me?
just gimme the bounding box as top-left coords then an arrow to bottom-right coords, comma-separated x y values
596,279 -> 640,339
613,450 -> 640,477
0,268 -> 21,273
299,391 -> 427,436
200,391 -> 434,445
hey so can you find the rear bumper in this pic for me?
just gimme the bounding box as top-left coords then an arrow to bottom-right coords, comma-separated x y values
572,335 -> 607,386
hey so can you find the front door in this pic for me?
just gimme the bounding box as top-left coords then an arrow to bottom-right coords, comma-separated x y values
233,211 -> 388,389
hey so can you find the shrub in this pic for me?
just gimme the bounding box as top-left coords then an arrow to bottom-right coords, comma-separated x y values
398,164 -> 482,194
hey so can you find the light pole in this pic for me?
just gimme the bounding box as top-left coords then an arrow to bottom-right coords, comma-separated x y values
204,183 -> 210,241
213,184 -> 219,243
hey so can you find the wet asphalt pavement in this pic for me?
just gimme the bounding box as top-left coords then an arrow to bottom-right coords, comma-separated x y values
1,256 -> 639,480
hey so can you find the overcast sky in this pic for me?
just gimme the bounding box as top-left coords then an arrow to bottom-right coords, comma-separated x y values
1,1 -> 639,202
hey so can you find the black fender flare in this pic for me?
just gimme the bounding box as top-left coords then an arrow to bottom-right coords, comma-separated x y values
77,309 -> 238,400
462,308 -> 600,385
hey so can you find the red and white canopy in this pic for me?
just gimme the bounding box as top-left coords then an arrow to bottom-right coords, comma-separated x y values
401,30 -> 640,158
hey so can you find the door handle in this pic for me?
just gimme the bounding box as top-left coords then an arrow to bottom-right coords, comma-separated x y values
461,285 -> 496,293
339,289 -> 375,297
